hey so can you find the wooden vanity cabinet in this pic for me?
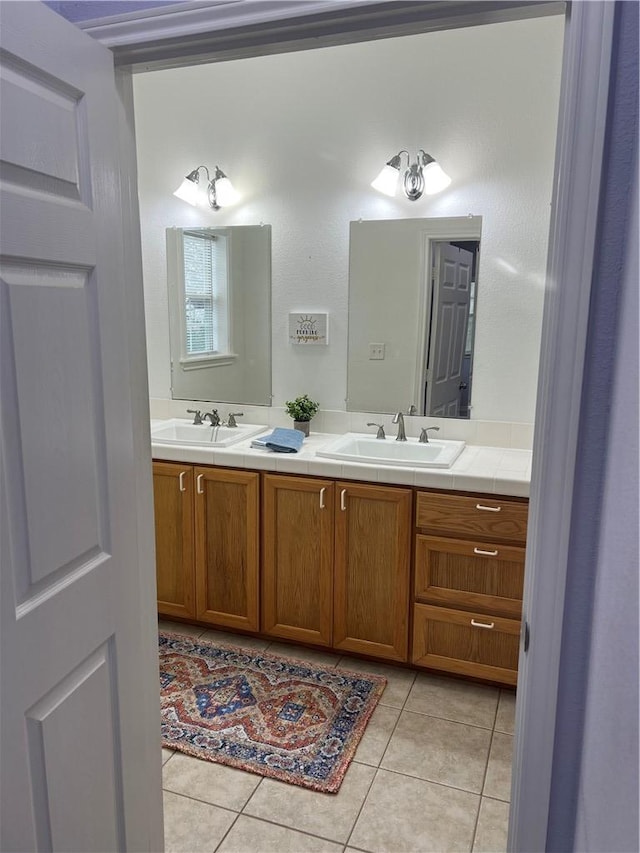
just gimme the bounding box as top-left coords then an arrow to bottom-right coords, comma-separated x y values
412,490 -> 528,685
153,461 -> 195,620
261,474 -> 334,646
334,482 -> 412,661
262,474 -> 412,661
194,467 -> 260,632
152,461 -> 259,631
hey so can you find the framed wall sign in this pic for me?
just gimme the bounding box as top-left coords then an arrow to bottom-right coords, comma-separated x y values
288,312 -> 328,345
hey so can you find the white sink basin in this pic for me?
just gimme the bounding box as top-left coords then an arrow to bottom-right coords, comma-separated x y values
316,432 -> 466,469
151,418 -> 268,448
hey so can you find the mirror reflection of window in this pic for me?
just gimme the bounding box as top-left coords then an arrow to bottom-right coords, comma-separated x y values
182,230 -> 229,358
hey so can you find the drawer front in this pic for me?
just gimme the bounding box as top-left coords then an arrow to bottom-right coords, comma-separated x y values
412,603 -> 520,685
415,535 -> 525,619
416,492 -> 528,544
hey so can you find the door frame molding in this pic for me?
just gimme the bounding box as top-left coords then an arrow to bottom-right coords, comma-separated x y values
102,2 -> 615,849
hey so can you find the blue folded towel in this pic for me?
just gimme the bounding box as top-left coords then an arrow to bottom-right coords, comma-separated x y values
253,427 -> 304,453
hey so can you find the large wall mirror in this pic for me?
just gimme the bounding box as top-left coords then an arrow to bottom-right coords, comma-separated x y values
347,216 -> 482,417
166,224 -> 272,405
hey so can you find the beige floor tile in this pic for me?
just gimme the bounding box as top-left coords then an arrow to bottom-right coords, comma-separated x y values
163,751 -> 261,811
218,815 -> 343,852
162,747 -> 175,765
159,620 -> 204,638
473,797 -> 510,852
336,658 -> 416,709
199,628 -> 270,651
163,791 -> 235,853
495,690 -> 516,734
483,733 -> 513,802
243,760 -> 376,844
266,642 -> 340,668
353,705 -> 400,767
349,768 -> 479,853
381,710 -> 491,793
405,673 -> 499,728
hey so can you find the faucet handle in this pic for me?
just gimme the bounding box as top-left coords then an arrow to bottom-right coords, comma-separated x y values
227,412 -> 244,428
187,409 -> 203,425
419,426 -> 440,444
407,404 -> 417,415
367,422 -> 386,440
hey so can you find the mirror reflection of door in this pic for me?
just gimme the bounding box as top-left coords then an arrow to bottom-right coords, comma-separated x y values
421,240 -> 479,418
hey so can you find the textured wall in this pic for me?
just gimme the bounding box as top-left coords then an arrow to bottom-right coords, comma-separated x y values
133,16 -> 563,420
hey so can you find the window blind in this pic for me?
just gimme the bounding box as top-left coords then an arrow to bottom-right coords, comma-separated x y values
183,231 -> 218,355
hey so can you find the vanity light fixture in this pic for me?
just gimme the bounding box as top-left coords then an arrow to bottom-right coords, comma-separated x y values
173,165 -> 239,210
371,150 -> 451,200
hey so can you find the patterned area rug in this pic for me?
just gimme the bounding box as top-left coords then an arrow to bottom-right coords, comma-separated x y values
158,631 -> 386,793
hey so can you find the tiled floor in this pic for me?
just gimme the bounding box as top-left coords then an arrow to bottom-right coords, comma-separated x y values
159,620 -> 515,853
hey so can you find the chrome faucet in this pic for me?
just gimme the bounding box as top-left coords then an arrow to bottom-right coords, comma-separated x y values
203,410 -> 220,426
367,422 -> 386,439
187,409 -> 203,425
392,412 -> 407,442
419,426 -> 440,443
226,412 -> 244,428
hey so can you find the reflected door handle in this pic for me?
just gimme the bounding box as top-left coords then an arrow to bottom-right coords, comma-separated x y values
459,382 -> 468,390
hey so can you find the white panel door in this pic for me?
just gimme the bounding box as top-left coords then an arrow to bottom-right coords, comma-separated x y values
425,243 -> 474,417
0,4 -> 162,851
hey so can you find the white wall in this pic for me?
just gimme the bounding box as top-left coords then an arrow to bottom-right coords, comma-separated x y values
134,15 -> 563,423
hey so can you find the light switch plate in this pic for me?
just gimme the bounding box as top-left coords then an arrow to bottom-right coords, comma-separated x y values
369,342 -> 385,360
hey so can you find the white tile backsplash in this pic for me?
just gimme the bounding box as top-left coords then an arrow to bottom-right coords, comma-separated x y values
150,400 -> 535,451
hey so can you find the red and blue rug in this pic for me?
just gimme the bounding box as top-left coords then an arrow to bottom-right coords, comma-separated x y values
158,631 -> 386,793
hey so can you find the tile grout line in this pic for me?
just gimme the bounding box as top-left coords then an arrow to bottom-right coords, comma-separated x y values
470,697 -> 501,851
212,810 -> 242,853
343,681 -> 413,852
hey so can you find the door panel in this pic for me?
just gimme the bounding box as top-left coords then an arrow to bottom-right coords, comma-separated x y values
153,462 -> 195,619
195,467 -> 259,631
334,482 -> 412,661
262,475 -> 333,645
0,4 -> 162,850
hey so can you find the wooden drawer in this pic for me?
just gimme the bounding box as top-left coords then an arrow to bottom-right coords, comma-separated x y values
415,535 -> 525,619
412,603 -> 520,686
416,491 -> 528,544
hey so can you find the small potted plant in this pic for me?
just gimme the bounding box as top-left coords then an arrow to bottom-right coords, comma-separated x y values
285,394 -> 319,436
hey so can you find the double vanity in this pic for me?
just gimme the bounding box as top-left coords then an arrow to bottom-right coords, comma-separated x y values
151,418 -> 530,687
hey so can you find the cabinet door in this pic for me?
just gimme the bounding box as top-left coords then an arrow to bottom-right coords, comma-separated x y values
153,461 -> 195,619
262,474 -> 334,646
195,467 -> 260,632
334,482 -> 412,661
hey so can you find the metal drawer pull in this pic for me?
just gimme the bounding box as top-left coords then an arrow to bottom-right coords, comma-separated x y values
196,473 -> 204,494
476,503 -> 501,512
319,487 -> 326,509
471,619 -> 495,629
340,488 -> 347,511
179,471 -> 186,492
474,547 -> 499,556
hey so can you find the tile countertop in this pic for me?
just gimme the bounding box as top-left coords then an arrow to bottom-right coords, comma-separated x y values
150,424 -> 532,498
